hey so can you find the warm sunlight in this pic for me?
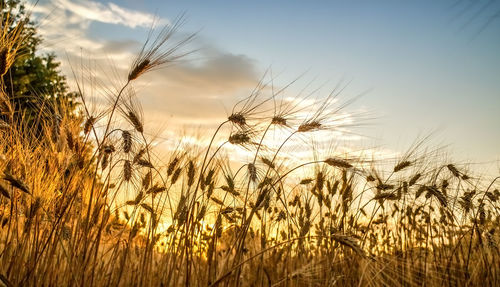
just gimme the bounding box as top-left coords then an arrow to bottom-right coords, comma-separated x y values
0,1 -> 499,286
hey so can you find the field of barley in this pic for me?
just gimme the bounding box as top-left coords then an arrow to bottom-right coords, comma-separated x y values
0,1 -> 499,286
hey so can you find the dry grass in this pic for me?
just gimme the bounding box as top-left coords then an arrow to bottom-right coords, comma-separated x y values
0,10 -> 499,287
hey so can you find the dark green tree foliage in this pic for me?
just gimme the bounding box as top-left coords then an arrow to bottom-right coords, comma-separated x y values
1,0 -> 77,130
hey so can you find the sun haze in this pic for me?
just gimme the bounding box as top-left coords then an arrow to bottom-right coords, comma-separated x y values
0,1 -> 498,286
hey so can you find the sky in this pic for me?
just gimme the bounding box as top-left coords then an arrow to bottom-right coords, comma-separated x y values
29,0 -> 500,170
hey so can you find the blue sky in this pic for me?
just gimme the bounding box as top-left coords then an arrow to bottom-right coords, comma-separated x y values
32,0 -> 500,167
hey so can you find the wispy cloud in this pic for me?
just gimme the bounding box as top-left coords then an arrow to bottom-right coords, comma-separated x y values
29,0 -> 166,57
29,0 -> 261,126
51,0 -> 166,29
27,0 -> 366,162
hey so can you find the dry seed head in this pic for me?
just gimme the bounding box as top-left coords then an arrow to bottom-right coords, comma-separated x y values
298,121 -> 321,132
248,163 -> 257,182
447,164 -> 461,178
331,234 -> 365,257
103,145 -> 115,154
65,130 -> 74,151
394,160 -> 412,172
133,148 -> 146,163
316,171 -> 324,192
167,157 -> 179,176
187,161 -> 195,186
221,207 -> 234,214
277,210 -> 286,221
127,111 -> 143,133
228,113 -> 246,126
140,203 -> 154,214
271,116 -> 287,126
300,178 -> 313,185
101,153 -> 109,170
142,171 -> 152,189
205,169 -> 215,185
228,131 -> 251,145
134,191 -> 144,204
127,16 -> 195,83
376,183 -> 394,191
128,59 -> 150,81
130,223 -> 140,239
123,160 -> 132,181
137,159 -> 153,168
479,203 -> 486,225
74,141 -> 80,154
416,186 -> 425,199
122,131 -> 132,153
299,220 -> 311,236
425,185 -> 447,207
374,192 -> 399,201
146,184 -> 166,194
225,175 -> 235,191
261,157 -> 275,169
196,206 -> 207,221
200,173 -> 206,190
257,177 -> 272,189
486,190 -> 499,202
409,173 -> 421,186
0,47 -> 9,77
442,179 -> 449,190
221,185 -> 239,196
255,190 -> 268,209
485,191 -> 496,202
171,167 -> 182,184
83,116 -> 95,135
324,158 -> 352,169
207,182 -> 215,198
211,197 -> 224,205
215,215 -> 223,237
460,192 -> 474,213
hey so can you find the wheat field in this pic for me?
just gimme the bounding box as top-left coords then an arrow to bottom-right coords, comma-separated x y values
0,3 -> 499,287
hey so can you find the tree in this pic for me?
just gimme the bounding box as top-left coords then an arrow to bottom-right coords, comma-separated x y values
0,0 -> 77,131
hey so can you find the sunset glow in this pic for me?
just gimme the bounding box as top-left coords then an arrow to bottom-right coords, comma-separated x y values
0,1 -> 499,286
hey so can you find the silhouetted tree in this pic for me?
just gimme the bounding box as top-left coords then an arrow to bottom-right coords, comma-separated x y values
1,0 -> 77,132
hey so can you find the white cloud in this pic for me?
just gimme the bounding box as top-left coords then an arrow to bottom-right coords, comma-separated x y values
29,0 -> 167,59
52,0 -> 167,29
28,0 -> 261,129
30,1 -> 148,79
27,0 -> 372,165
